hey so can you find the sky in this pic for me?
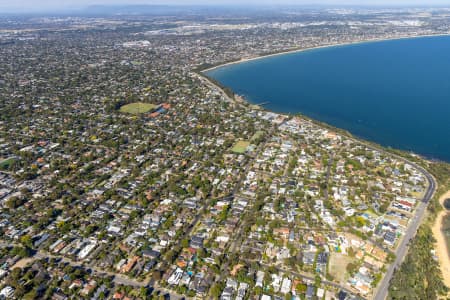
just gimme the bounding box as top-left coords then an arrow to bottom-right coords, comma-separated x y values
1,0 -> 449,13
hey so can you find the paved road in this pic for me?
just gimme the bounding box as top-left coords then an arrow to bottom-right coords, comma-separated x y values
1,94 -> 435,300
323,153 -> 335,202
0,240 -> 156,288
217,143 -> 267,283
33,251 -> 149,287
259,262 -> 362,299
362,145 -> 437,300
198,72 -> 437,300
373,176 -> 435,300
284,130 -> 436,300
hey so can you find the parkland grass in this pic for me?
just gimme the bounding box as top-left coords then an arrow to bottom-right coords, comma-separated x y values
232,140 -> 250,153
119,102 -> 156,114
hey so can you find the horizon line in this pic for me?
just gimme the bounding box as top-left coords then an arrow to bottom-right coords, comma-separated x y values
2,3 -> 450,15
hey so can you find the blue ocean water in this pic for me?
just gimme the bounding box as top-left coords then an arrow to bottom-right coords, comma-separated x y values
206,35 -> 450,161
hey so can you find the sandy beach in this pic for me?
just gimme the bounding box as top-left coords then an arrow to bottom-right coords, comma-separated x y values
201,33 -> 450,73
432,190 -> 450,288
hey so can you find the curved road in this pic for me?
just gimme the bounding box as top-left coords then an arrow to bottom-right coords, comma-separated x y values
192,73 -> 438,300
356,141 -> 437,300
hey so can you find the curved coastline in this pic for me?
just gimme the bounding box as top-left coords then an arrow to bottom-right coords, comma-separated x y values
195,34 -> 444,299
201,32 -> 450,73
199,32 -> 450,162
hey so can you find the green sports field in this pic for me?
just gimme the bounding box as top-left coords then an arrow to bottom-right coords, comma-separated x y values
119,102 -> 156,114
232,141 -> 250,154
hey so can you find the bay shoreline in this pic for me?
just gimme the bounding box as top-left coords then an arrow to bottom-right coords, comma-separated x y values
195,31 -> 450,297
199,32 -> 450,163
201,32 -> 450,73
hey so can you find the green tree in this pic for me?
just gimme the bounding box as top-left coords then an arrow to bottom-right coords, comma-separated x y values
20,235 -> 33,248
296,283 -> 307,294
209,283 -> 222,299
